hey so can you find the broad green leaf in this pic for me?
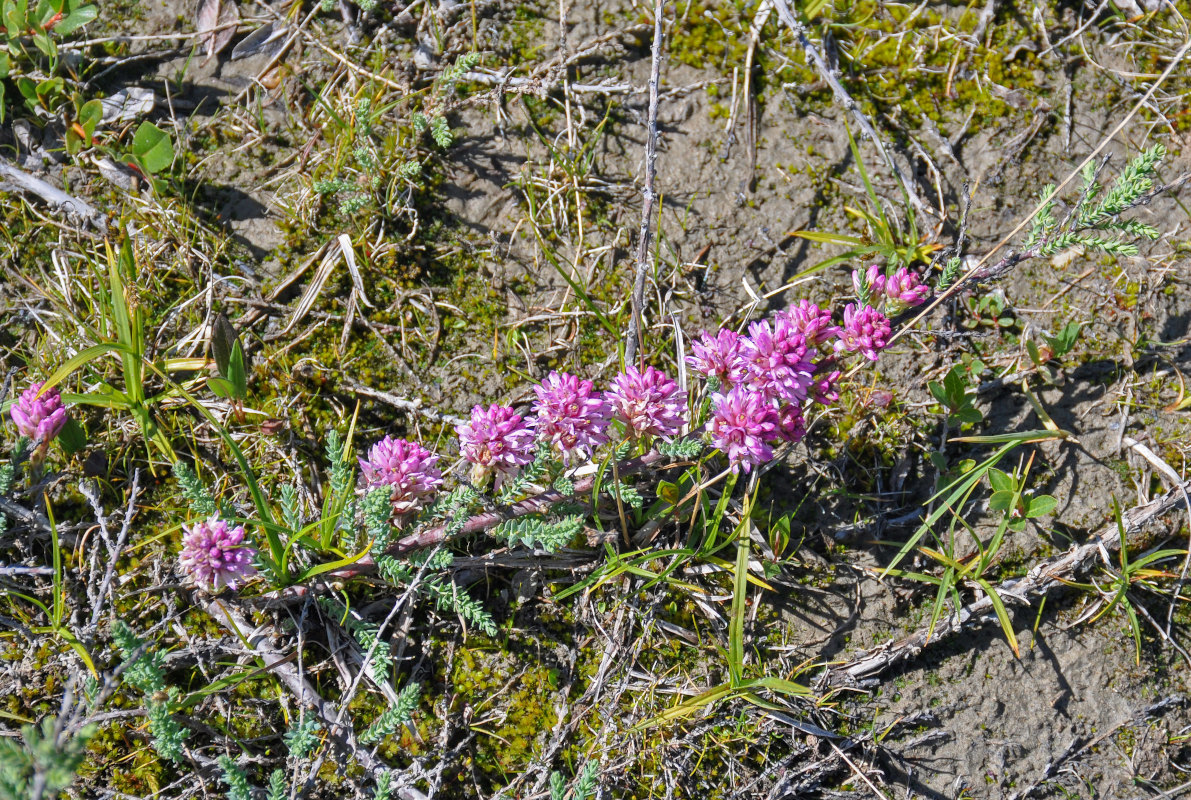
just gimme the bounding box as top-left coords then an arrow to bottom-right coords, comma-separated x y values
208,376 -> 235,398
77,97 -> 102,135
57,417 -> 86,455
227,340 -> 247,399
989,490 -> 1016,513
987,468 -> 1015,496
131,121 -> 174,174
211,313 -> 236,378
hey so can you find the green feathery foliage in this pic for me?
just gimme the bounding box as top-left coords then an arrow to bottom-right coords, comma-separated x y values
317,596 -> 393,681
325,429 -> 352,506
174,461 -> 218,517
0,717 -> 94,800
373,771 -> 393,800
363,487 -> 395,551
491,515 -> 583,552
218,756 -> 253,800
360,682 -> 421,744
935,256 -> 963,292
419,484 -> 481,539
0,461 -> 13,534
496,442 -> 553,504
112,621 -> 188,762
607,482 -> 644,509
266,769 -> 287,800
656,438 -> 704,459
279,483 -> 302,533
283,714 -> 322,760
374,552 -> 498,636
552,474 -> 576,495
549,761 -> 598,800
1023,145 -> 1164,258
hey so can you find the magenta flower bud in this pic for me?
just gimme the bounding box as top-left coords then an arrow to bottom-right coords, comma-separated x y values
456,404 -> 534,487
10,382 -> 67,443
740,317 -> 816,404
835,303 -> 892,362
809,369 -> 842,405
774,402 -> 807,444
607,366 -> 686,441
179,518 -> 258,590
687,329 -> 744,386
532,370 -> 610,465
780,300 -> 842,346
884,267 -> 930,307
852,264 -> 886,299
359,436 -> 443,514
707,386 -> 779,474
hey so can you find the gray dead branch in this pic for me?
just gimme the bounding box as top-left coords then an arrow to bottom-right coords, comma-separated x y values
823,477 -> 1191,686
0,160 -> 107,232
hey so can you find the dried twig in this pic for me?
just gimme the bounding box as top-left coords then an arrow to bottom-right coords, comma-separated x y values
625,0 -> 666,368
769,0 -> 932,218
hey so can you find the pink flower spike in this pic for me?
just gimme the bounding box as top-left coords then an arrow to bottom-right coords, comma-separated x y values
359,436 -> 443,514
532,370 -> 610,465
687,329 -> 744,386
607,366 -> 686,441
456,404 -> 534,487
707,386 -> 779,474
852,264 -> 886,299
740,317 -> 816,404
835,303 -> 892,362
775,403 -> 807,444
885,267 -> 931,307
179,518 -> 258,591
780,300 -> 842,347
10,382 -> 67,443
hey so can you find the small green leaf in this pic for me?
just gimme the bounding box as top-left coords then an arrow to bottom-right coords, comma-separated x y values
131,122 -> 174,174
1026,340 -> 1042,366
1025,495 -> 1057,518
52,3 -> 97,34
928,380 -> 948,406
989,490 -> 1016,513
78,97 -> 102,135
949,406 -> 983,425
987,468 -> 1015,496
942,366 -> 967,408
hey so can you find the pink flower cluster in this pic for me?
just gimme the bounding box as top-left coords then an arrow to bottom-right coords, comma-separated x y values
184,263 -> 925,575
179,518 -> 258,590
358,365 -> 688,510
9,382 -> 67,443
684,266 -> 928,473
359,436 -> 443,514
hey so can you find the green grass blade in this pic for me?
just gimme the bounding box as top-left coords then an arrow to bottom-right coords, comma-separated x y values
975,577 -> 1020,656
729,525 -> 750,686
